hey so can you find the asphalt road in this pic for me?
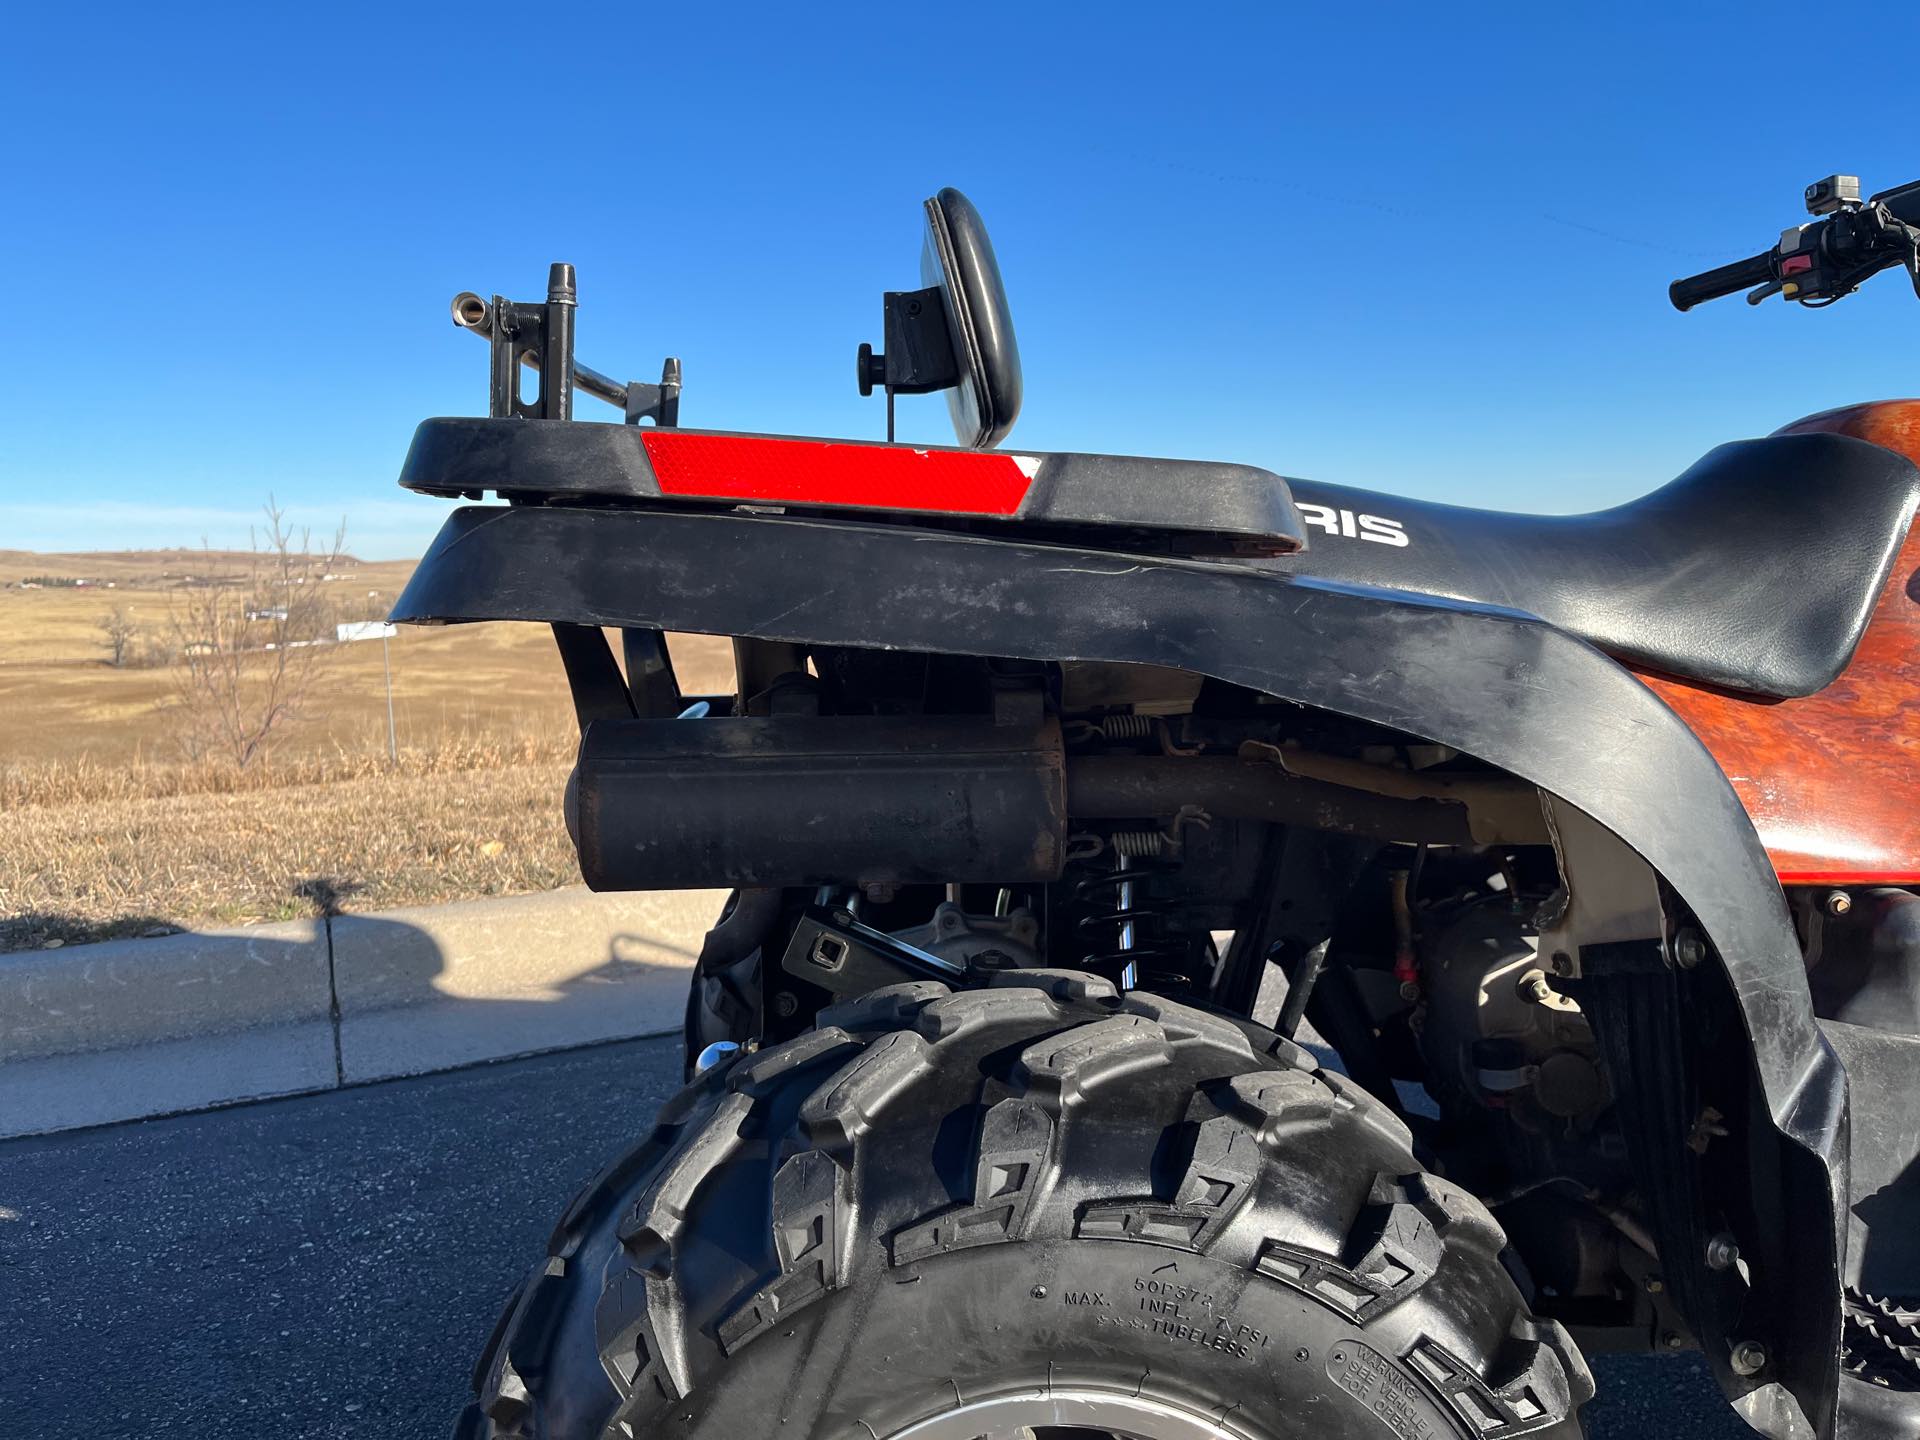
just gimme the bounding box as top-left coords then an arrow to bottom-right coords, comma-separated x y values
0,1036 -> 1754,1439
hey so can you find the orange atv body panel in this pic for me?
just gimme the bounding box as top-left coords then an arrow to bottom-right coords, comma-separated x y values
1639,400 -> 1920,885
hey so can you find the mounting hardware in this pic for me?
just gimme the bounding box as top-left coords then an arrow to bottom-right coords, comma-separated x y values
470,264 -> 577,421
1729,1340 -> 1769,1376
809,931 -> 853,971
1687,1104 -> 1730,1154
1805,174 -> 1862,216
1705,1233 -> 1741,1271
451,265 -> 682,425
1825,889 -> 1854,917
780,904 -> 964,998
1518,969 -> 1557,1006
857,285 -> 961,442
857,286 -> 961,397
856,343 -> 887,397
1673,929 -> 1707,969
624,357 -> 683,427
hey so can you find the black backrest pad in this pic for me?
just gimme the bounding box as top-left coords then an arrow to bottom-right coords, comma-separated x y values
1270,432 -> 1920,700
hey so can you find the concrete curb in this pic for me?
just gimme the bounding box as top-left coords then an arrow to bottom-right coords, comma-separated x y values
0,887 -> 727,1139
0,917 -> 331,1061
332,889 -> 712,1084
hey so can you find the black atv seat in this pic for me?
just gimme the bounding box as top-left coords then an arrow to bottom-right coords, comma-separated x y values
1276,432 -> 1920,699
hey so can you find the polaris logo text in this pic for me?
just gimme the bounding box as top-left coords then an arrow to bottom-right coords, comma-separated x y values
1295,502 -> 1409,547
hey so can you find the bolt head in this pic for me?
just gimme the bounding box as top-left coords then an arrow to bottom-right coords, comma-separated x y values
1730,1340 -> 1768,1376
1826,890 -> 1853,917
1662,1331 -> 1687,1350
1675,931 -> 1707,969
1645,1276 -> 1665,1295
1705,1233 -> 1740,1271
1518,971 -> 1554,1003
773,991 -> 799,1018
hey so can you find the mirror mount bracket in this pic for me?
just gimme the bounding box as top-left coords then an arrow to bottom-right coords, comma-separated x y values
858,285 -> 962,440
623,358 -> 683,427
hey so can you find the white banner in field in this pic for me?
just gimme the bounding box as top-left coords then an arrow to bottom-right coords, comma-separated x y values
336,620 -> 398,643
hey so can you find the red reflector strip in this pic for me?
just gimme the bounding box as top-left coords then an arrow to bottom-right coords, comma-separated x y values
641,431 -> 1033,516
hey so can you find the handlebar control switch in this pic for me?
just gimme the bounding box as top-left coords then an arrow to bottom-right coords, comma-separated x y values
1806,174 -> 1861,216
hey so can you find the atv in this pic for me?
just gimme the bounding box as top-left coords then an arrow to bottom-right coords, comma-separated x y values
396,176 -> 1920,1440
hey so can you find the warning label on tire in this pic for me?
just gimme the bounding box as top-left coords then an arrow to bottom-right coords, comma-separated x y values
1327,1341 -> 1440,1440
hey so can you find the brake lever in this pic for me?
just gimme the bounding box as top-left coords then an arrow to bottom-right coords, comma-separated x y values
1874,206 -> 1920,298
1745,279 -> 1784,306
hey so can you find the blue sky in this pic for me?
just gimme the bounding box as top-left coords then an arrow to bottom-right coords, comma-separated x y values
3,4 -> 1917,559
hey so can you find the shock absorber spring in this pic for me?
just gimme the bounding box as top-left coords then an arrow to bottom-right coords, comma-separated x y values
1070,845 -> 1194,991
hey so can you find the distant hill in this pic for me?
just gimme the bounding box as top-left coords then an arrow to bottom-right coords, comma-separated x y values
0,548 -> 383,586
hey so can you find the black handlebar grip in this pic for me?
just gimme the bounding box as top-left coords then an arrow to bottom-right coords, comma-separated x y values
1669,251 -> 1777,311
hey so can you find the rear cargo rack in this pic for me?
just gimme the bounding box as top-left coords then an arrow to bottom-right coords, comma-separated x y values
399,419 -> 1306,558
429,262 -> 1303,558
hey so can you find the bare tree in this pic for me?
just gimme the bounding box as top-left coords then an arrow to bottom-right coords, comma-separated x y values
99,605 -> 138,668
167,499 -> 348,769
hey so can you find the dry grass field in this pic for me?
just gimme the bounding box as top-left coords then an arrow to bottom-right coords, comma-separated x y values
0,548 -> 733,951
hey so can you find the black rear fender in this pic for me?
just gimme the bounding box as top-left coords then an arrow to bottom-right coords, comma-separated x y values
393,504 -> 1845,1438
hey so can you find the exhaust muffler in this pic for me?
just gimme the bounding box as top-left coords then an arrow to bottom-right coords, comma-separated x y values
569,716 -> 1066,891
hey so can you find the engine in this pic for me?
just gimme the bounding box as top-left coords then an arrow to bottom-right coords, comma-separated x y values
1416,894 -> 1611,1142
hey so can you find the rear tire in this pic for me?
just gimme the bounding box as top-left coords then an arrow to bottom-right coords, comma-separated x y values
456,970 -> 1592,1439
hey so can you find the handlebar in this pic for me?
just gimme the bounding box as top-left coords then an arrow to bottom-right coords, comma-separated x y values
1670,175 -> 1920,314
1669,251 -> 1776,312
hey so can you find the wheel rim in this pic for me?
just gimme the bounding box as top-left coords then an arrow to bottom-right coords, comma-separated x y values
882,1383 -> 1256,1440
